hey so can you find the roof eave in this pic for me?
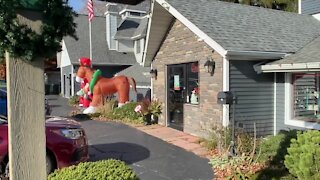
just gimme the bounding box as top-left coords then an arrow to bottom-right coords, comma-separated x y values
258,62 -> 320,73
226,50 -> 287,60
143,0 -> 227,67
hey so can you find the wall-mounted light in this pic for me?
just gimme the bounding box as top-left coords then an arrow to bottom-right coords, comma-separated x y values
150,69 -> 158,80
204,57 -> 215,76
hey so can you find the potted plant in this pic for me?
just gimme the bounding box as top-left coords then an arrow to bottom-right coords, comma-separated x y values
149,98 -> 162,124
134,99 -> 152,125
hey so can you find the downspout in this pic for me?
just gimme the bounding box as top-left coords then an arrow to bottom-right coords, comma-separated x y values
222,56 -> 230,127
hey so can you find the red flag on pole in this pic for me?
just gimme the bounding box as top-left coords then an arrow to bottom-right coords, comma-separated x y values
87,0 -> 94,22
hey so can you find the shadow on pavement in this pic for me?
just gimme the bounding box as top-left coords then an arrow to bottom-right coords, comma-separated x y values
71,114 -> 93,122
49,105 -> 61,108
89,142 -> 150,164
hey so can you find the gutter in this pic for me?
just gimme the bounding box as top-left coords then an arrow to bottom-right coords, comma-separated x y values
258,62 -> 320,73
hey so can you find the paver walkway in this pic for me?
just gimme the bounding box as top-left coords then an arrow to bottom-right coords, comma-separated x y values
136,125 -> 211,159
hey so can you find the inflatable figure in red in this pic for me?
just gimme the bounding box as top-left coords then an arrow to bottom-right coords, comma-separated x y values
76,57 -> 92,108
75,57 -> 137,114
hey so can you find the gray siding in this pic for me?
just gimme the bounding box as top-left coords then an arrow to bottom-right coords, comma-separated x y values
275,73 -> 285,133
301,0 -> 320,15
229,61 -> 274,136
106,14 -> 117,50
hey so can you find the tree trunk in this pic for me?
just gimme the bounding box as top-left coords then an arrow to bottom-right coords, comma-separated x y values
6,52 -> 46,180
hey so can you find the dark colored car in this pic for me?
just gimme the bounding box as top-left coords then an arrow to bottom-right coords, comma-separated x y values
0,83 -> 51,116
0,115 -> 89,177
0,88 -> 6,116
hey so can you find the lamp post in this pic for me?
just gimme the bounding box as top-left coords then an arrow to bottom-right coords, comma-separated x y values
6,1 -> 46,180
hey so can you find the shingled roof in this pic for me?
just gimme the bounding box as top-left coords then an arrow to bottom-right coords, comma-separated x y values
64,15 -> 136,66
269,36 -> 320,65
164,0 -> 320,53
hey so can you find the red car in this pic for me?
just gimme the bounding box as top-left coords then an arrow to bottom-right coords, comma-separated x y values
0,115 -> 89,177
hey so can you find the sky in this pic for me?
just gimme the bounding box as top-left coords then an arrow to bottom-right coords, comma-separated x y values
69,0 -> 86,12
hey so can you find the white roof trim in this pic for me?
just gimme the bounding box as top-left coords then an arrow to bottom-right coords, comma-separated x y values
142,0 -> 158,67
155,0 -> 227,57
258,62 -> 320,73
119,9 -> 147,15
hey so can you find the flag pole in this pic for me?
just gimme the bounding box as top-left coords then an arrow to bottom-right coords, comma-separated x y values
87,0 -> 94,61
89,20 -> 92,61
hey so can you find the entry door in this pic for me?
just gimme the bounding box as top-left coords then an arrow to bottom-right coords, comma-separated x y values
167,65 -> 186,131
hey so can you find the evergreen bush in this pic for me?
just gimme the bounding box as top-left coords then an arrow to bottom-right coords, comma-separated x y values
284,130 -> 320,179
256,130 -> 298,165
48,159 -> 139,180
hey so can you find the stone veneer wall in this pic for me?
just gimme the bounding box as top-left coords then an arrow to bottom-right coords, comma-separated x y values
152,20 -> 223,138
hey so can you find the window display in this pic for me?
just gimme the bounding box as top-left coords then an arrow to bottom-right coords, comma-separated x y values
293,73 -> 320,122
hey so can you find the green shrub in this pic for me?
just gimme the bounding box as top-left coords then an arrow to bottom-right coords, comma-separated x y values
256,130 -> 298,165
69,95 -> 80,106
98,99 -> 118,114
100,102 -> 143,124
284,130 -> 320,179
48,159 -> 139,180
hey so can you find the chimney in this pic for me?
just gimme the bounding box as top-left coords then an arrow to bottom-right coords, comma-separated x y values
105,3 -> 119,50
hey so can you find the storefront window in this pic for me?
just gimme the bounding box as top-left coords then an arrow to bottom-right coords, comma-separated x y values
293,73 -> 320,122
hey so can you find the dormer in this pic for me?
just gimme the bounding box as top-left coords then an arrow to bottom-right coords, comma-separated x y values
119,9 -> 147,19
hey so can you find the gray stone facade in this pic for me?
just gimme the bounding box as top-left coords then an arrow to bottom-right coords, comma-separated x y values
152,20 -> 223,138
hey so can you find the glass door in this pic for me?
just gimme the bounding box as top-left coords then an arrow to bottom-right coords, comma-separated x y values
167,65 -> 186,131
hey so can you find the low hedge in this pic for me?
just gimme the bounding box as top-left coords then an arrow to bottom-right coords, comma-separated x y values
48,159 -> 139,180
100,102 -> 143,124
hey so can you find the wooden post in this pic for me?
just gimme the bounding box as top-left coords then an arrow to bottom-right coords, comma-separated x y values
5,9 -> 46,180
6,53 -> 46,180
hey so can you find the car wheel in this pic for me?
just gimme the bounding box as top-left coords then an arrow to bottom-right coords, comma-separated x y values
4,162 -> 8,179
2,154 -> 54,177
46,154 -> 55,175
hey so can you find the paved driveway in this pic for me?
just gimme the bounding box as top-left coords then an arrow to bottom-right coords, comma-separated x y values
47,95 -> 214,180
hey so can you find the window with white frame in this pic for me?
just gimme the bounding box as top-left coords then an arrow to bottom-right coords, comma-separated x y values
292,73 -> 320,122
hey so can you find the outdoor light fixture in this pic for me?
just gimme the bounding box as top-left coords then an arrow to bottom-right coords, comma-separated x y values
150,69 -> 158,80
204,57 -> 215,76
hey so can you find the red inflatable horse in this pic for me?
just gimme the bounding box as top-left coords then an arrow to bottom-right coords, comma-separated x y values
76,59 -> 136,114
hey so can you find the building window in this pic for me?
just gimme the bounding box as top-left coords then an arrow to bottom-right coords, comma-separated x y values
168,62 -> 199,105
292,73 -> 320,122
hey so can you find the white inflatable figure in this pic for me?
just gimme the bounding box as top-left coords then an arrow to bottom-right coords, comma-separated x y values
190,90 -> 199,104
